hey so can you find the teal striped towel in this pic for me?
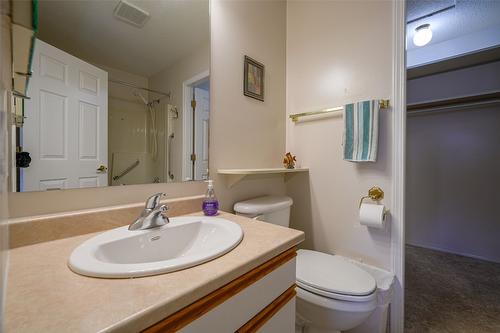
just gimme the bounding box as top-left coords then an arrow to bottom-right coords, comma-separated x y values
343,100 -> 379,162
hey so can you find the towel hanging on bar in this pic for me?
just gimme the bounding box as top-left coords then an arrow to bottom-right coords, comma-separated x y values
342,100 -> 380,162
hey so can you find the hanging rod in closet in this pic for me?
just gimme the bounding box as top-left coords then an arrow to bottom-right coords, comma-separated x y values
109,79 -> 171,99
407,91 -> 500,116
289,99 -> 390,122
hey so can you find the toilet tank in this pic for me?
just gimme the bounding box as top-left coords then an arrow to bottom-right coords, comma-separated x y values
233,196 -> 293,227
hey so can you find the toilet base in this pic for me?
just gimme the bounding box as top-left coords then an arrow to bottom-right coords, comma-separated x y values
296,287 -> 377,332
296,312 -> 341,333
295,288 -> 391,333
296,323 -> 341,333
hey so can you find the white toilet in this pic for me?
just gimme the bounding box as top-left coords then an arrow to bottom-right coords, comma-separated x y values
234,196 -> 394,333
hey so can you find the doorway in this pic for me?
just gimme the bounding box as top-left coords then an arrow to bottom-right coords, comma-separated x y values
404,1 -> 500,331
182,71 -> 210,181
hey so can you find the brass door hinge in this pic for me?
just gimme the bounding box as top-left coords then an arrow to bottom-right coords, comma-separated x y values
191,100 -> 196,109
190,154 -> 196,162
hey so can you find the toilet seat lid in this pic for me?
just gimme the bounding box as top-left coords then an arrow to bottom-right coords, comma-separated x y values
296,250 -> 376,297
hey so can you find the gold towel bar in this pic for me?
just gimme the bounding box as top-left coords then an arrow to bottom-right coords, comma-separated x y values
289,99 -> 390,122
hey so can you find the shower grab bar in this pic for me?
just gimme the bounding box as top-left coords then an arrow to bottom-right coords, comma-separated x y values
113,159 -> 140,181
168,133 -> 174,180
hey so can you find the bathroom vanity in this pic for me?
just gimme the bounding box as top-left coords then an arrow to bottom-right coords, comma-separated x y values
5,205 -> 304,333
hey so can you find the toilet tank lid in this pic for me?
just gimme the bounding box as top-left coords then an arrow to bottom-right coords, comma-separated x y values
233,196 -> 293,214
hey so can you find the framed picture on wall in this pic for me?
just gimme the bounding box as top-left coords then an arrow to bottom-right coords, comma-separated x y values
243,56 -> 264,101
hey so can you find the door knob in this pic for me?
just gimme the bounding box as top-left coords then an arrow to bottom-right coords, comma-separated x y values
97,165 -> 107,173
16,151 -> 32,168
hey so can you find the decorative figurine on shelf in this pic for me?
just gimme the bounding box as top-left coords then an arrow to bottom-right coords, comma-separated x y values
283,152 -> 297,169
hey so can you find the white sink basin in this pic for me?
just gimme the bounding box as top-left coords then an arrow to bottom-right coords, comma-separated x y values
68,216 -> 243,278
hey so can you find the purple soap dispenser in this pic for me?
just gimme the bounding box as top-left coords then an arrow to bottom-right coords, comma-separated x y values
202,180 -> 219,216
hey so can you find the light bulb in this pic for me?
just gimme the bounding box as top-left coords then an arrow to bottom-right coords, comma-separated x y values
413,24 -> 432,47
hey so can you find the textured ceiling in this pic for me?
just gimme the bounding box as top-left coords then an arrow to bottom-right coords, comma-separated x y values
407,0 -> 456,22
406,0 -> 500,50
38,0 -> 209,77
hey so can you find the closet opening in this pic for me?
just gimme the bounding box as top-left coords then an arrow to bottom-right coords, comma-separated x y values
404,1 -> 500,332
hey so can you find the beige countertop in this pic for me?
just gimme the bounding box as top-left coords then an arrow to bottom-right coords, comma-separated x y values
5,212 -> 304,333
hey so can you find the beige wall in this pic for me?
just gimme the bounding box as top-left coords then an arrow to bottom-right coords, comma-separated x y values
0,95 -> 8,332
149,42 -> 210,182
286,1 -> 393,269
210,0 -> 287,211
0,10 -> 10,330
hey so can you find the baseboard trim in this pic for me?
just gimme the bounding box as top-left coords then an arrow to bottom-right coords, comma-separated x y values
406,242 -> 500,264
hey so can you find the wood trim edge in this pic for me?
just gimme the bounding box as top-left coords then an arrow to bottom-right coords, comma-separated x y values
142,247 -> 297,333
236,285 -> 296,333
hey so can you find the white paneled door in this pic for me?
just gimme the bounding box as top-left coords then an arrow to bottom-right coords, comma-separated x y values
23,39 -> 108,191
194,87 -> 209,180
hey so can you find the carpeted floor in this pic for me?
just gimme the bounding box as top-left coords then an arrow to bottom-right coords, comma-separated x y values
405,245 -> 500,333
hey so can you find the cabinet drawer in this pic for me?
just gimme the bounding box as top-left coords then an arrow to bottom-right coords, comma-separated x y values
143,248 -> 296,333
180,258 -> 296,333
252,296 -> 295,333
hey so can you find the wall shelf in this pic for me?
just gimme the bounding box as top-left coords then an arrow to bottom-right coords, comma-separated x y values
217,168 -> 309,188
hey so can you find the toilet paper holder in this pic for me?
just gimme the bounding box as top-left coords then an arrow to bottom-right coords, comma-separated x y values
359,186 -> 385,208
359,186 -> 389,229
359,187 -> 390,218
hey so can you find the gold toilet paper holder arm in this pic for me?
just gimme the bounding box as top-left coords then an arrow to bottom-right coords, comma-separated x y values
359,186 -> 385,208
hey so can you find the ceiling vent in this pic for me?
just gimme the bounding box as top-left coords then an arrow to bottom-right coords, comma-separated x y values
113,0 -> 150,28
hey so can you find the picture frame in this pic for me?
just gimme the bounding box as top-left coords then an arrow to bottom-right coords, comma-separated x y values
243,55 -> 264,101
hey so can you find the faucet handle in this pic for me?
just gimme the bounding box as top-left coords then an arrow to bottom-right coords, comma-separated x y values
145,193 -> 165,210
155,204 -> 169,214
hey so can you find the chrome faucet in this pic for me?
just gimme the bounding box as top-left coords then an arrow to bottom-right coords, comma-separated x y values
128,193 -> 170,231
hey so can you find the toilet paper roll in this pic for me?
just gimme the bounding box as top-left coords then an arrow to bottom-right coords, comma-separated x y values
359,203 -> 386,229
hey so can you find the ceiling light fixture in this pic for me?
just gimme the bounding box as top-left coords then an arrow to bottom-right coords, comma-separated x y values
413,24 -> 433,47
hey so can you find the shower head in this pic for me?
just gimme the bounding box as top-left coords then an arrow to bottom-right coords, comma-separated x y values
134,91 -> 148,105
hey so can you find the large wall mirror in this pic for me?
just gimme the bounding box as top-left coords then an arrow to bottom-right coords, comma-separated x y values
10,0 -> 210,192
